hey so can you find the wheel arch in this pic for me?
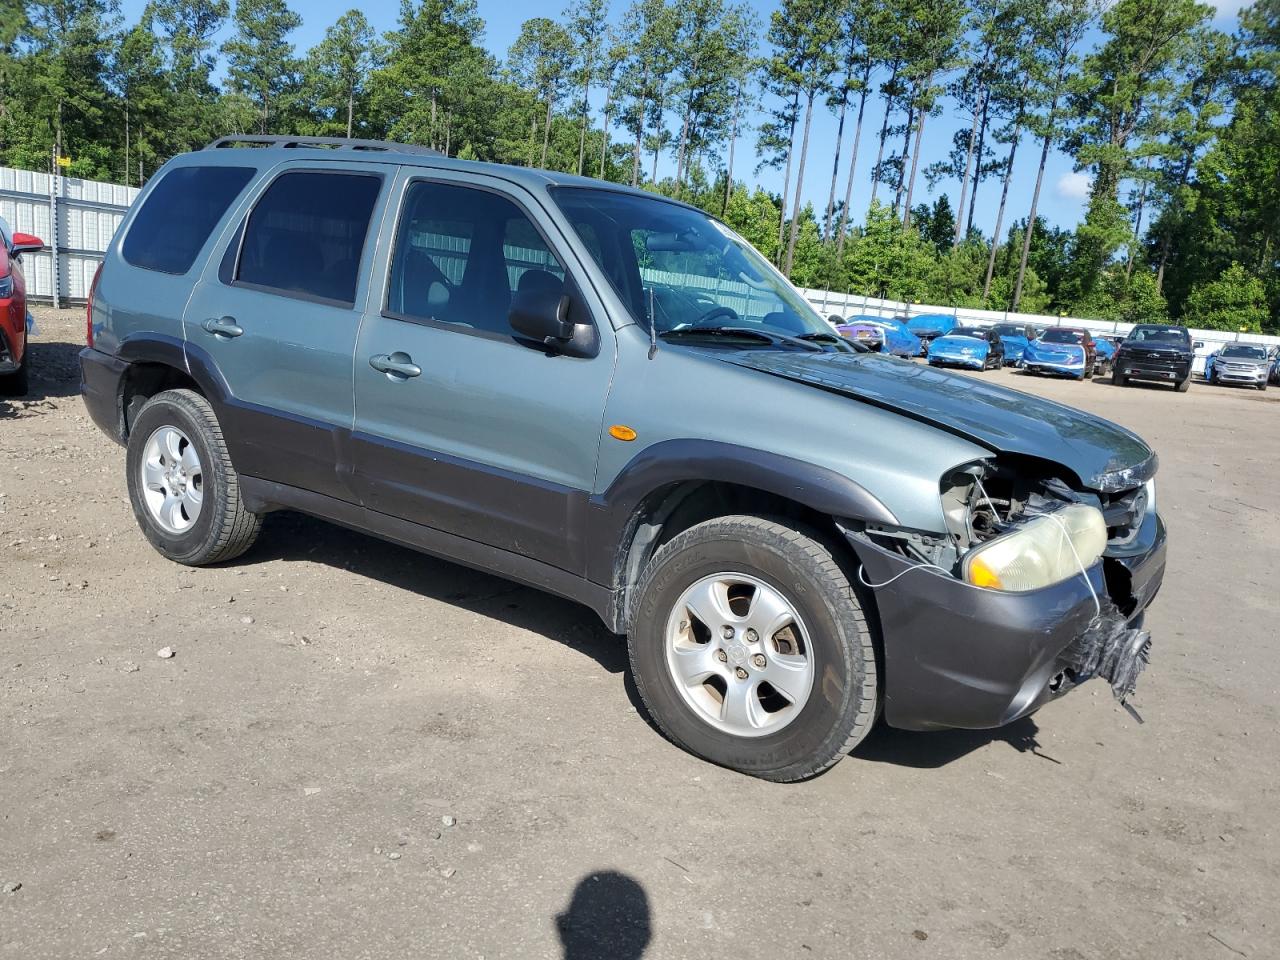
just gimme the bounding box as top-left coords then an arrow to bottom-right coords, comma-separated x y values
589,440 -> 897,633
115,336 -> 227,440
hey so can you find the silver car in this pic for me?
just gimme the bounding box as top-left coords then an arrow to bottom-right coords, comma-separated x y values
1207,343 -> 1271,391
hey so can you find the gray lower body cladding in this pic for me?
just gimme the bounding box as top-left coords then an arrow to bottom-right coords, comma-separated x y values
848,513 -> 1167,731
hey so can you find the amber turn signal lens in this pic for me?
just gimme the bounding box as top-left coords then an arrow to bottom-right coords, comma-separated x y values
609,424 -> 637,441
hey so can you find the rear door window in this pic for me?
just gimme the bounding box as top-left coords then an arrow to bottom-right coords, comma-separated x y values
122,165 -> 256,275
235,171 -> 382,306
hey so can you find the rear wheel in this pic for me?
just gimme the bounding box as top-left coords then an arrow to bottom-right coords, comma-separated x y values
627,516 -> 878,782
125,389 -> 262,565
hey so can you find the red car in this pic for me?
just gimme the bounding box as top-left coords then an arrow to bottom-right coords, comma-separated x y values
1,217 -> 45,396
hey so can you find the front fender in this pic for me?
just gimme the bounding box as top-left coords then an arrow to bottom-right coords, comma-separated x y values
584,439 -> 899,587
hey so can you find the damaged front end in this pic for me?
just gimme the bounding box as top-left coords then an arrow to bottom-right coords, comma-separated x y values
845,455 -> 1165,732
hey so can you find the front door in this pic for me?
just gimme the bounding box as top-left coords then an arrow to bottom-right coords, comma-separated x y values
183,161 -> 393,500
351,172 -> 616,574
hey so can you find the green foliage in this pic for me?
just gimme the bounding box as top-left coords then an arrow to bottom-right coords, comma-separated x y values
221,0 -> 301,133
1184,262 -> 1270,332
298,11 -> 382,138
0,0 -> 1272,333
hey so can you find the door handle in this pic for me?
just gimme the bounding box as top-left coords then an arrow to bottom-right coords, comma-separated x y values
202,316 -> 244,339
369,351 -> 422,380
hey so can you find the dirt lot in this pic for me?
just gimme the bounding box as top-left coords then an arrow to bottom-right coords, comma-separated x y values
2,307 -> 1278,960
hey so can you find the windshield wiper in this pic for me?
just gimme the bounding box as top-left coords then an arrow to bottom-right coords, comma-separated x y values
797,331 -> 864,352
660,326 -> 823,352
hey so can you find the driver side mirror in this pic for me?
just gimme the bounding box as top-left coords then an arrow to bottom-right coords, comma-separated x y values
10,232 -> 44,257
1193,340 -> 1204,349
508,283 -> 597,358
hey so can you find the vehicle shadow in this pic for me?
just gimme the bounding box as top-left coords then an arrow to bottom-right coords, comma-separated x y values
0,339 -> 83,420
853,715 -> 1055,769
555,871 -> 652,959
240,510 -> 632,680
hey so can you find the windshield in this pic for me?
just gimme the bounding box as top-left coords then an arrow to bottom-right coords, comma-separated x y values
1128,326 -> 1188,344
1221,344 -> 1267,360
947,327 -> 987,339
993,324 -> 1025,337
1043,328 -> 1085,344
551,187 -> 830,340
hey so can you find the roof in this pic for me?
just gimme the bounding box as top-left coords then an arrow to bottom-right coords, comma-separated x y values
199,135 -> 681,205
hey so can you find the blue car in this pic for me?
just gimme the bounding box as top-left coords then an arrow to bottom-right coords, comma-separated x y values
990,323 -> 1037,367
844,314 -> 922,358
1093,336 -> 1117,375
1022,326 -> 1097,379
926,326 -> 1006,370
907,313 -> 957,356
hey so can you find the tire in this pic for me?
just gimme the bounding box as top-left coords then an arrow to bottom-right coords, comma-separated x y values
1114,372 -> 1128,386
627,515 -> 878,782
1176,375 -> 1191,393
1259,382 -> 1267,392
125,388 -> 262,565
0,359 -> 28,397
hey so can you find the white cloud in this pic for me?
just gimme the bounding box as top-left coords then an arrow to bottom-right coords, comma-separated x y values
1056,171 -> 1092,201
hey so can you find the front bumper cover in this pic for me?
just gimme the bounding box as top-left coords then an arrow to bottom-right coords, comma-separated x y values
848,512 -> 1167,731
1025,359 -> 1086,378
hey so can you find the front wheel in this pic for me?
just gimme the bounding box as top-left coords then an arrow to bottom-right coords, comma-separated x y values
1176,375 -> 1191,393
125,389 -> 263,565
628,516 -> 878,782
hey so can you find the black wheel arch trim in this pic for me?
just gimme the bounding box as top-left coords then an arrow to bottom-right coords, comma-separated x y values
585,438 -> 899,591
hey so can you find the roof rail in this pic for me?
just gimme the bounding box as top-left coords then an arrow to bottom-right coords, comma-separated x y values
205,135 -> 442,157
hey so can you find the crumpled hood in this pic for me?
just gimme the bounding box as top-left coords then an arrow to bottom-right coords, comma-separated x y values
719,350 -> 1157,492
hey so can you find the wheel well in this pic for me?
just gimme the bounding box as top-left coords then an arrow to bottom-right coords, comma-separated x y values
121,362 -> 202,438
614,480 -> 867,631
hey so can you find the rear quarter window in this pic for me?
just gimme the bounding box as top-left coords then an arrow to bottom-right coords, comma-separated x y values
122,166 -> 256,275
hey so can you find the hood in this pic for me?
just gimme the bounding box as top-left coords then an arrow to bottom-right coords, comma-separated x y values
718,350 -> 1156,493
932,335 -> 987,350
1028,339 -> 1084,355
1121,341 -> 1191,357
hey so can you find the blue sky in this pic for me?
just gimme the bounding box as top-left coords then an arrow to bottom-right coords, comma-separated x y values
120,0 -> 1249,235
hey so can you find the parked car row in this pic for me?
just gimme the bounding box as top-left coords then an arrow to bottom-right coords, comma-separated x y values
828,315 -> 1241,393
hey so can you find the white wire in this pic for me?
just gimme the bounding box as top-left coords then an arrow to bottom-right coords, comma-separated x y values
858,562 -> 952,589
1044,510 -> 1102,620
859,510 -> 1103,620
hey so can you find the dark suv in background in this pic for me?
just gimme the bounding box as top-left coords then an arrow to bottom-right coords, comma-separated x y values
1114,325 -> 1195,391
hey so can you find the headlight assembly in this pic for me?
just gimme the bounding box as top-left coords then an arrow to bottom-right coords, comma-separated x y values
0,274 -> 12,298
962,503 -> 1107,592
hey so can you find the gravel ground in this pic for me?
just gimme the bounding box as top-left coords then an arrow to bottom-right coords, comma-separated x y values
2,307 -> 1278,960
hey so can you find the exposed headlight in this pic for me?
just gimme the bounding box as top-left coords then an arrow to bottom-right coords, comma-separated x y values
962,504 -> 1107,592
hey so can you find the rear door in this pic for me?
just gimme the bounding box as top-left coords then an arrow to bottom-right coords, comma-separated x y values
350,170 -> 616,574
183,160 -> 393,501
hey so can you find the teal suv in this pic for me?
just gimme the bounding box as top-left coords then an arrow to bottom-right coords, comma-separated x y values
81,137 -> 1167,781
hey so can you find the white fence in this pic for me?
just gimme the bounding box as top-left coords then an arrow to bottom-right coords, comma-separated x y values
0,166 -> 139,305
